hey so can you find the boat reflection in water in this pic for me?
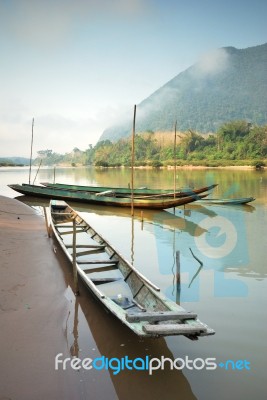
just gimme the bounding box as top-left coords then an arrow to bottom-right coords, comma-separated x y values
150,203 -> 258,303
16,195 -> 207,237
17,195 -> 258,301
60,270 -> 198,399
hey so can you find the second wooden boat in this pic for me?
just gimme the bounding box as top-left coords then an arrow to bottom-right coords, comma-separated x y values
197,197 -> 255,205
49,200 -> 215,338
8,183 -> 208,210
41,182 -> 218,198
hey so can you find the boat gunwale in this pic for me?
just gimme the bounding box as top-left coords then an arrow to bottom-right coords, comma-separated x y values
41,181 -> 218,198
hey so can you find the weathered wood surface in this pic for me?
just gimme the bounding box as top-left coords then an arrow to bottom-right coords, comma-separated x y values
66,244 -> 105,249
126,311 -> 197,323
143,323 -> 206,335
90,277 -> 121,284
77,260 -> 119,264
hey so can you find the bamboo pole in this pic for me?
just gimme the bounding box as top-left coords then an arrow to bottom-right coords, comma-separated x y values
131,215 -> 134,265
72,219 -> 79,295
29,118 -> 34,184
173,121 -> 177,199
131,105 -> 136,217
33,159 -> 42,185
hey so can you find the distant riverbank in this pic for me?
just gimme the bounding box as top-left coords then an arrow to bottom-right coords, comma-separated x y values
92,163 -> 265,171
137,164 -> 262,170
22,162 -> 266,170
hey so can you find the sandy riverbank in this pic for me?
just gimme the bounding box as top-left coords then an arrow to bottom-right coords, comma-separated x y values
0,196 -> 87,400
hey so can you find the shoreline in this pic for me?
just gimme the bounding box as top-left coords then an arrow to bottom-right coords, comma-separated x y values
1,164 -> 265,170
0,196 -> 87,399
0,196 -> 198,400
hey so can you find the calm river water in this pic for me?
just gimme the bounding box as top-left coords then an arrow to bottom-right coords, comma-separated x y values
1,166 -> 267,400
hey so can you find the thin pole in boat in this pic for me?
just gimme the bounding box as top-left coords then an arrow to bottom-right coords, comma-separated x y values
72,218 -> 79,296
131,214 -> 134,265
131,105 -> 136,217
29,118 -> 34,184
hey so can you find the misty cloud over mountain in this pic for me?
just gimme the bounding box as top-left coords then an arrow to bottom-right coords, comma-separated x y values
100,43 -> 267,141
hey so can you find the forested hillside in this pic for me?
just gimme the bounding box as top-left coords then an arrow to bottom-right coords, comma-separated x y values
100,43 -> 267,142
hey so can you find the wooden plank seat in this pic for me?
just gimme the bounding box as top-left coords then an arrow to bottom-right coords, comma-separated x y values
126,310 -> 197,323
57,228 -> 88,235
51,212 -> 73,216
77,260 -> 119,264
82,264 -> 119,274
90,277 -> 122,285
55,224 -> 88,228
143,323 -> 206,335
66,245 -> 104,249
75,248 -> 106,256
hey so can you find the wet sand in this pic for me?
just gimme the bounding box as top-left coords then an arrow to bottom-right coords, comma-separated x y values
0,196 -> 83,400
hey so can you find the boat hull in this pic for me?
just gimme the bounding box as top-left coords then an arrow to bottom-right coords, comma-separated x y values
9,184 -> 208,210
197,197 -> 255,205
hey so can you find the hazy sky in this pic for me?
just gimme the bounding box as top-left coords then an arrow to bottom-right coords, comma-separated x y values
0,0 -> 266,157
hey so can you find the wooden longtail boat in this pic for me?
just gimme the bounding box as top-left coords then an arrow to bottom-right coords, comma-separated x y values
41,182 -> 218,198
49,200 -> 215,338
197,197 -> 255,205
8,184 -> 208,210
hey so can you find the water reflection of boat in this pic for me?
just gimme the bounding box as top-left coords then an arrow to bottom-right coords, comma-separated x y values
147,203 -> 258,305
153,204 -> 251,270
225,267 -> 267,280
64,280 -> 198,400
187,203 -> 255,214
21,193 -> 257,303
15,195 -> 206,237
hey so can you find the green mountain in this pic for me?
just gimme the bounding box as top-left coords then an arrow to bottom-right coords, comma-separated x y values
100,43 -> 267,141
